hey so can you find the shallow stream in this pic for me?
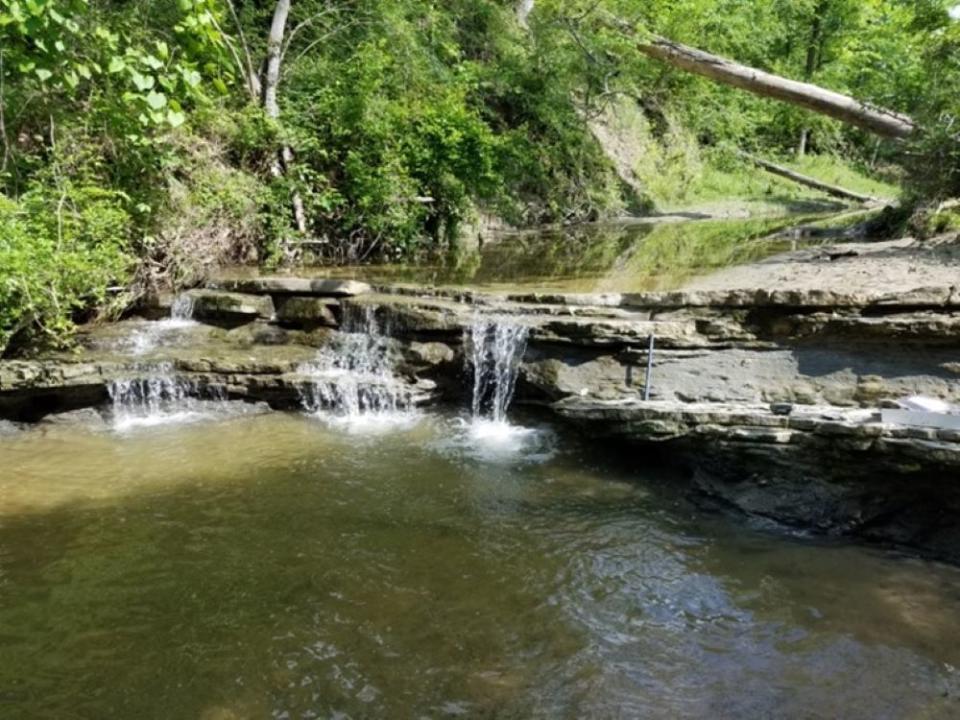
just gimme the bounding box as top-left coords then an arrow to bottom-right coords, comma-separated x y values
2,410 -> 959,718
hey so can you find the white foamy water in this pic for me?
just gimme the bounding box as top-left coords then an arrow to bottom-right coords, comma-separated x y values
466,318 -> 529,423
458,316 -> 538,456
299,306 -> 420,432
107,367 -> 226,432
431,416 -> 554,463
126,317 -> 199,356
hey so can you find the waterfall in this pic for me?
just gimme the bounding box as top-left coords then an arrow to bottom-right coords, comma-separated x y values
127,294 -> 197,356
171,293 -> 195,321
108,363 -> 226,430
298,306 -> 415,422
466,319 -> 529,423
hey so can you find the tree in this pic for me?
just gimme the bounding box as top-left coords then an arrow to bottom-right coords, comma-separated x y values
262,0 -> 307,235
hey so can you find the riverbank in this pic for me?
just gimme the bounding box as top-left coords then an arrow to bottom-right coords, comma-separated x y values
686,234 -> 960,294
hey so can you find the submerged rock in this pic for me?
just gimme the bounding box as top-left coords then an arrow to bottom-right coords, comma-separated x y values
40,407 -> 110,430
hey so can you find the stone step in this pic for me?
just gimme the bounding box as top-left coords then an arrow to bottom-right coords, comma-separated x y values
210,277 -> 371,297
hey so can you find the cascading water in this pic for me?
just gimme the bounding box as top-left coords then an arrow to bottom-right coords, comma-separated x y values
451,317 -> 547,460
170,293 -> 195,321
298,306 -> 416,428
109,295 -> 222,429
466,319 -> 529,422
108,363 -> 221,430
127,293 -> 198,357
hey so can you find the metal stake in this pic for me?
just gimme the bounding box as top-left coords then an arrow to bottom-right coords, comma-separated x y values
643,334 -> 655,401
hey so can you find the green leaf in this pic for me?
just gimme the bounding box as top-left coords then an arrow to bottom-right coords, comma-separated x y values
34,67 -> 52,82
166,110 -> 186,128
155,41 -> 169,60
75,63 -> 91,80
108,57 -> 126,73
64,70 -> 78,89
145,90 -> 167,110
142,55 -> 163,70
181,68 -> 202,88
131,72 -> 154,91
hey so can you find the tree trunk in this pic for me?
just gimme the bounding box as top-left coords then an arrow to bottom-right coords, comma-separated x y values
517,0 -> 535,28
262,0 -> 307,235
740,152 -> 880,204
798,5 -> 826,156
632,35 -> 915,139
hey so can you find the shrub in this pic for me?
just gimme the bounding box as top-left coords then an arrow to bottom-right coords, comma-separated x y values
0,185 -> 133,355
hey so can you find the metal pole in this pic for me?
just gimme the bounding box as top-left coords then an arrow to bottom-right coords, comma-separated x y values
643,334 -> 655,401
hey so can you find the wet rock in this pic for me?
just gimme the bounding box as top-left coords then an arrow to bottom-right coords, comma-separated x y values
40,407 -> 110,429
226,322 -> 291,346
347,296 -> 469,336
520,352 -> 628,402
504,292 -> 624,307
212,277 -> 370,297
273,296 -> 339,326
531,318 -> 696,347
184,289 -> 274,323
554,395 -> 960,562
403,342 -> 456,367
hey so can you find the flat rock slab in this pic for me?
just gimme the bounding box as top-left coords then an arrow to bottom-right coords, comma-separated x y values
184,289 -> 274,321
554,397 -> 960,459
273,296 -> 340,326
212,277 -> 371,297
619,286 -> 960,311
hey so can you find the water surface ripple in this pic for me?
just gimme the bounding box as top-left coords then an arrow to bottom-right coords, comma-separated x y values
1,412 -> 958,719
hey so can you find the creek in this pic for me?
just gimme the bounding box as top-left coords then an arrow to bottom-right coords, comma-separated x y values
2,214 -> 959,718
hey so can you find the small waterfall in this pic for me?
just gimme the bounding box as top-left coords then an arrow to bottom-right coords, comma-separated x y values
298,306 -> 415,424
127,294 -> 197,356
108,363 -> 223,430
170,293 -> 195,321
466,319 -> 529,422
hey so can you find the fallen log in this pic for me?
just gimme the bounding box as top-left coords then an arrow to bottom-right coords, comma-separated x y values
637,38 -> 915,139
740,153 -> 881,204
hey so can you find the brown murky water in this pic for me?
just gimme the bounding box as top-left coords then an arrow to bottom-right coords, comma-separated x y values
1,411 -> 959,719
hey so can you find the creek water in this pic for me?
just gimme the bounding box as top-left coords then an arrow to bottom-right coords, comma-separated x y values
270,213 -> 848,293
1,412 -> 959,719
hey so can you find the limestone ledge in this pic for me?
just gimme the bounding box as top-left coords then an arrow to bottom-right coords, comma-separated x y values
554,397 -> 960,464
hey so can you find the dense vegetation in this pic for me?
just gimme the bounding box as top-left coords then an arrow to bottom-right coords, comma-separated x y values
1,0 -> 958,353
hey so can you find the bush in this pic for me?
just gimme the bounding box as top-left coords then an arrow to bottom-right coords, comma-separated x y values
0,185 -> 133,355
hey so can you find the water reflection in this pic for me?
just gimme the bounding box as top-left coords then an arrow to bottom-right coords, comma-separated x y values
267,214 -> 841,293
1,412 -> 958,718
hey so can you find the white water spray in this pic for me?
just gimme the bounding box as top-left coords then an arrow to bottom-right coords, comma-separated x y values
298,306 -> 416,428
466,319 -> 529,422
170,293 -> 195,321
126,294 -> 198,357
108,363 -> 223,430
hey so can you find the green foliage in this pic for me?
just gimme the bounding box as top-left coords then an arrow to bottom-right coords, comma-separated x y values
0,181 -> 132,353
0,0 -> 957,353
274,0 -> 621,261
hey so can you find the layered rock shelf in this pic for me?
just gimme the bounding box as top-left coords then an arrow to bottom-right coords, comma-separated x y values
2,275 -> 959,562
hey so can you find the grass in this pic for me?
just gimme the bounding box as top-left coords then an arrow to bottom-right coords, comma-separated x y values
783,155 -> 901,200
646,150 -> 901,217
